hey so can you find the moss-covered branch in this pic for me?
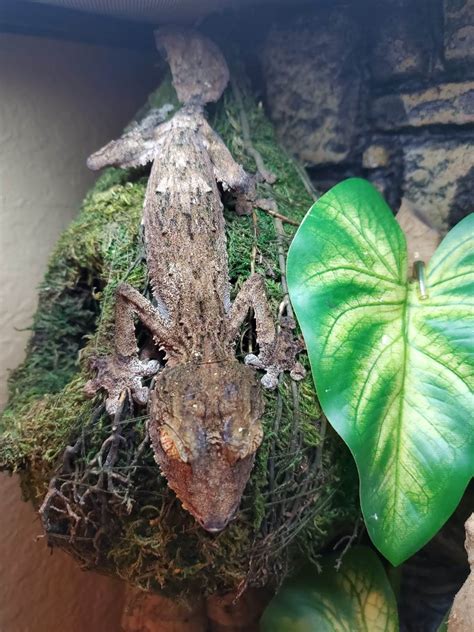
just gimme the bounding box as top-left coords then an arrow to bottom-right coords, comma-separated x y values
0,72 -> 358,596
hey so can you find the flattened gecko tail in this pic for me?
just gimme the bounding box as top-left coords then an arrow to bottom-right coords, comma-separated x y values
87,139 -> 127,171
87,146 -> 113,171
86,156 -> 100,171
155,28 -> 229,106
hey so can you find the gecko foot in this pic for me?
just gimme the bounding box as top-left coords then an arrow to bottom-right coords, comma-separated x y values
244,317 -> 306,389
84,354 -> 160,415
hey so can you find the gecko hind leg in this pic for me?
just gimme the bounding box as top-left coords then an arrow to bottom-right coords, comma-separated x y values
84,283 -> 170,415
226,274 -> 305,389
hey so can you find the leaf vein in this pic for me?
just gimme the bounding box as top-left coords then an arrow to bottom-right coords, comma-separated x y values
409,344 -> 472,393
323,200 -> 400,281
321,301 -> 404,359
354,334 -> 403,423
304,266 -> 402,286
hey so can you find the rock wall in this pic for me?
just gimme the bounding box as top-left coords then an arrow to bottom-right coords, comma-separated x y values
261,0 -> 473,232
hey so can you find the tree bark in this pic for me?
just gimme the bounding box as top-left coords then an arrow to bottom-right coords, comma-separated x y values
448,513 -> 474,632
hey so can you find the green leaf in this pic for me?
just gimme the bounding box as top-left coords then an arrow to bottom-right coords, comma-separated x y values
260,547 -> 398,632
436,609 -> 450,632
287,178 -> 474,565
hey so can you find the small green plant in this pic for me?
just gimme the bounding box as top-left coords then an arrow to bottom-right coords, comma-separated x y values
261,547 -> 398,631
287,178 -> 473,565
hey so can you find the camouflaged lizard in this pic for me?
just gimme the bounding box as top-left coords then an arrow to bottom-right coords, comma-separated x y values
85,29 -> 302,532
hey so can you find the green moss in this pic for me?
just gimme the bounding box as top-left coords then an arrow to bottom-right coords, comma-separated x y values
0,73 -> 358,595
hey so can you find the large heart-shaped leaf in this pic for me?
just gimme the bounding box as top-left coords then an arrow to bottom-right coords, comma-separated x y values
287,178 -> 474,565
260,547 -> 398,631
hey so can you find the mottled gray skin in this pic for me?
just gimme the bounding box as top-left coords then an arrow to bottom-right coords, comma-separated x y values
85,29 -> 301,531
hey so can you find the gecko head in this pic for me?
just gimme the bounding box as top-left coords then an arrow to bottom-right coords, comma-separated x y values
149,361 -> 265,532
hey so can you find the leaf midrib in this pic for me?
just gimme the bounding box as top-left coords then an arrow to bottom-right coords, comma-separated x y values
389,281 -> 409,532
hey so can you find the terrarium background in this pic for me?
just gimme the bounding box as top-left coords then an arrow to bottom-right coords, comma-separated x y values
0,0 -> 473,630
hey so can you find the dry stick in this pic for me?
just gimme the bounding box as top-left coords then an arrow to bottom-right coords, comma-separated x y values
273,216 -> 304,525
231,79 -> 276,185
250,207 -> 258,275
333,516 -> 362,571
264,486 -> 322,508
272,493 -> 339,562
232,76 -> 327,585
273,187 -> 328,520
273,217 -> 294,320
40,403 -> 106,530
43,399 -> 151,556
247,207 -> 259,355
232,79 -> 298,528
230,78 -> 297,228
293,172 -> 328,476
263,373 -> 284,536
255,201 -> 300,227
122,423 -> 151,509
250,490 -> 338,573
233,80 -> 322,570
291,157 -> 318,202
313,415 -> 328,474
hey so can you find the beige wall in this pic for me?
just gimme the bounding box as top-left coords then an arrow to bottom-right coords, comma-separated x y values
0,32 -> 158,632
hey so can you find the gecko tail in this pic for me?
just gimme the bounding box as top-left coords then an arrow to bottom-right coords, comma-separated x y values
155,28 -> 230,107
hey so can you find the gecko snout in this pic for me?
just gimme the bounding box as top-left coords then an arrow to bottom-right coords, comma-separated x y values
198,498 -> 240,533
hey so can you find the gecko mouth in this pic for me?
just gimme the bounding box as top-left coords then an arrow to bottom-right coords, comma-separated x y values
199,518 -> 229,533
197,502 -> 240,533
203,524 -> 226,533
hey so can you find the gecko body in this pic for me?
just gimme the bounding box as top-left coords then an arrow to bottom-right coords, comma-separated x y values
85,29 -> 301,531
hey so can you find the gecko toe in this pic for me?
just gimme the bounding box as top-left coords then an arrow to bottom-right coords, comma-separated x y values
244,353 -> 264,369
105,394 -> 122,416
132,386 -> 150,407
290,362 -> 306,381
261,370 -> 279,390
139,359 -> 161,377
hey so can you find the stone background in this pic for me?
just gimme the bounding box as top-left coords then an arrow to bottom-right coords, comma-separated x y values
261,0 -> 473,233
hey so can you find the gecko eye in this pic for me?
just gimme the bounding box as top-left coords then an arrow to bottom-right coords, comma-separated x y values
224,422 -> 263,463
160,428 -> 186,461
183,395 -> 206,419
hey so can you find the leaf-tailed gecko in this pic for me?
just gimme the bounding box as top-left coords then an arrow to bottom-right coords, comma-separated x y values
85,29 -> 302,532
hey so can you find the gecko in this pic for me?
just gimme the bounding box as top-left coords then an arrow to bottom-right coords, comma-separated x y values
84,29 -> 303,533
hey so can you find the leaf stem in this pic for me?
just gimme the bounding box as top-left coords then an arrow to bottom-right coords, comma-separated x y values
414,260 -> 428,300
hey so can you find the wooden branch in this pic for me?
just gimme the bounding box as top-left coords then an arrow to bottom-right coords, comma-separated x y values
449,513 -> 474,632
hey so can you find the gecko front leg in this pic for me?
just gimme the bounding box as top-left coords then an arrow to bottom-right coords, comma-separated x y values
84,283 -> 170,414
200,118 -> 256,215
226,274 -> 305,389
87,107 -> 174,171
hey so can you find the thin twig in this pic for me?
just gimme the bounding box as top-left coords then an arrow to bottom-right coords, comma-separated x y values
291,158 -> 318,202
333,517 -> 362,571
231,79 -> 276,184
256,205 -> 300,226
